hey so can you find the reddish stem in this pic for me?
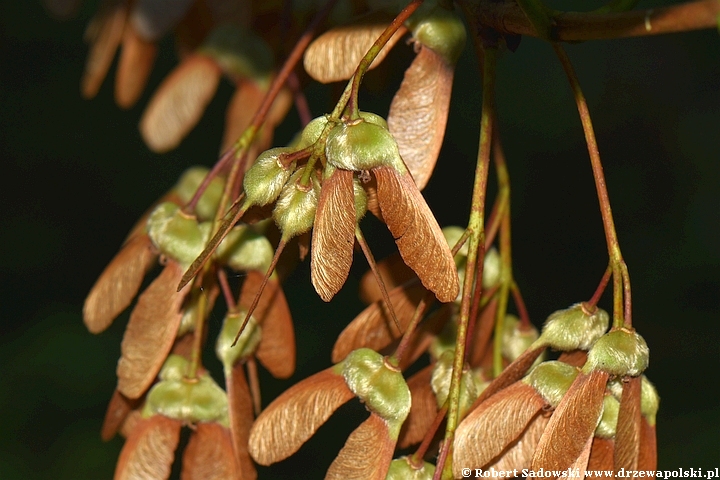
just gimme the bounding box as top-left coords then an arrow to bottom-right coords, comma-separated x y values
217,268 -> 237,312
511,282 -> 531,328
412,403 -> 448,467
587,265 -> 612,309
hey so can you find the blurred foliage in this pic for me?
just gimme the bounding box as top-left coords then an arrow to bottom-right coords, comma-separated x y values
0,0 -> 718,478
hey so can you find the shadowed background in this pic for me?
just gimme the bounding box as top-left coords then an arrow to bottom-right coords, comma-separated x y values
1,1 -> 718,478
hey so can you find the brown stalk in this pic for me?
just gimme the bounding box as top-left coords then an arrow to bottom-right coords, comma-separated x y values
393,290 -> 439,367
553,44 -> 631,328
468,296 -> 499,368
358,253 -> 415,305
356,227 -> 403,333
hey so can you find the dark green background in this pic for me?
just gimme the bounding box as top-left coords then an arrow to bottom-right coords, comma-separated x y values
1,1 -> 718,478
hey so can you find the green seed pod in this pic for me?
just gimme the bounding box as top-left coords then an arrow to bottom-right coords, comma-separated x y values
482,247 -> 501,289
143,355 -> 229,426
243,147 -> 297,207
215,224 -> 274,272
386,456 -> 435,479
595,393 -> 620,438
583,328 -> 649,377
640,375 -> 659,426
431,350 -> 478,416
359,111 -> 389,129
197,24 -> 274,85
173,167 -> 225,221
146,202 -> 208,267
523,360 -> 578,408
298,115 -> 330,149
273,169 -> 320,240
341,348 -> 411,435
158,354 -> 190,382
411,7 -> 467,65
535,303 -> 609,351
326,117 -> 404,172
215,311 -> 261,370
502,314 -> 541,363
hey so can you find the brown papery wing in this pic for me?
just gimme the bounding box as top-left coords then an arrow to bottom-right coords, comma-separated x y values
311,169 -> 356,302
116,261 -> 189,399
83,234 -> 157,334
139,54 -> 222,153
248,368 -> 354,466
374,166 -> 459,303
114,415 -> 181,480
388,46 -> 454,190
325,413 -> 396,480
303,15 -> 406,84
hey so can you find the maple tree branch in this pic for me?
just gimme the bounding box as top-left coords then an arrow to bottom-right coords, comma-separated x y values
459,0 -> 720,41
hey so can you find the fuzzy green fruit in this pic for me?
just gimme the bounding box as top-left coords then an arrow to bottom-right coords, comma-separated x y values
584,328 -> 649,376
216,311 -> 261,369
523,360 -> 578,408
595,394 -> 620,438
326,118 -> 404,172
341,348 -> 411,436
272,169 -> 320,240
243,147 -> 296,207
412,8 -> 467,65
535,303 -> 609,351
143,355 -> 229,426
146,202 -> 208,267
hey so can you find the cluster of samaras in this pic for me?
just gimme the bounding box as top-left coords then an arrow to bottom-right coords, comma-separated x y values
73,0 -> 658,478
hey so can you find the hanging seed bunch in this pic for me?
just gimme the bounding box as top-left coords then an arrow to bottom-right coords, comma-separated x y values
62,0 -> 698,476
